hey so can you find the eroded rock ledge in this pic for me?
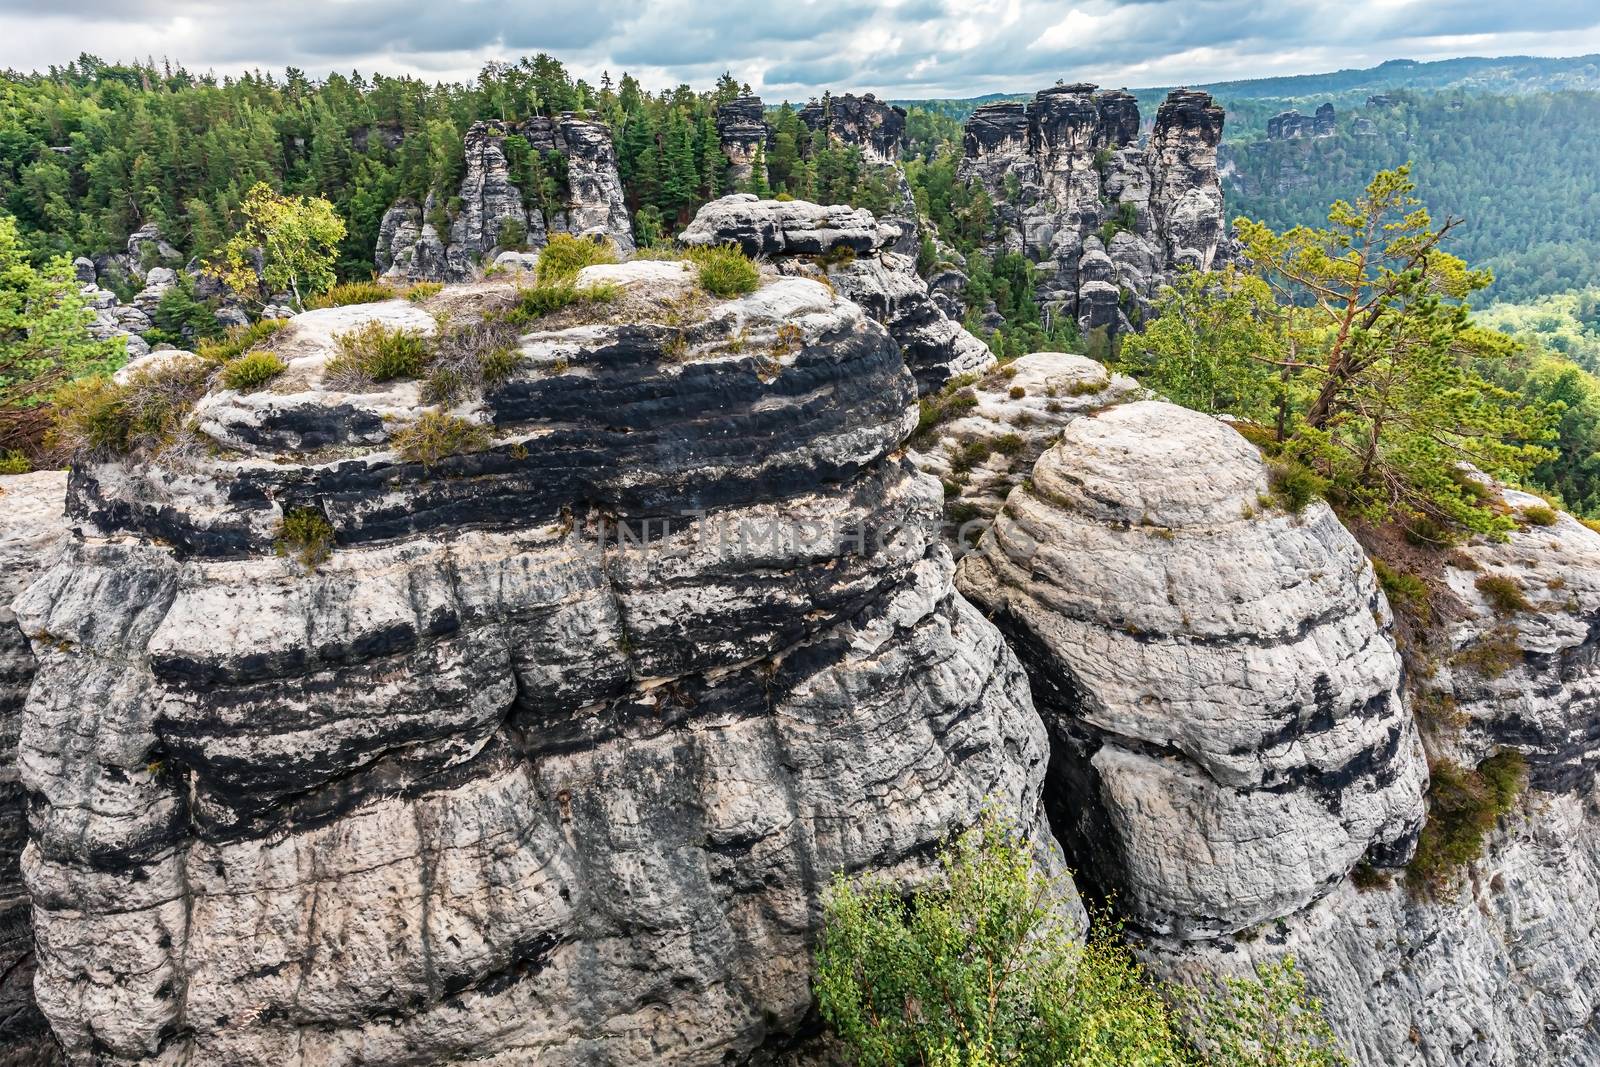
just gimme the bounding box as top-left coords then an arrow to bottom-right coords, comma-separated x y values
16,249 -> 1061,1065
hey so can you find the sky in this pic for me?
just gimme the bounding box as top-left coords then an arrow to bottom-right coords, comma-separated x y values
7,0 -> 1600,100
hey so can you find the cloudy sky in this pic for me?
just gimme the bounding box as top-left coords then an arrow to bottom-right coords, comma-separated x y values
8,0 -> 1600,99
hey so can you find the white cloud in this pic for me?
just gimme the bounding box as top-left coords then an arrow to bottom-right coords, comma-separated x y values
3,0 -> 1599,99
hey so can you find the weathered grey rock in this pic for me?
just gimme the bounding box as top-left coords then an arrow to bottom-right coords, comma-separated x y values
716,96 -> 771,188
124,223 -> 182,283
0,471 -> 66,1063
909,352 -> 1139,542
380,118 -> 634,283
797,93 -> 906,166
1267,104 -> 1335,140
71,258 -> 95,285
1138,489 -> 1600,1067
958,401 -> 1428,936
683,195 -> 993,392
19,258 -> 1065,1065
131,266 -> 177,314
958,86 -> 1228,337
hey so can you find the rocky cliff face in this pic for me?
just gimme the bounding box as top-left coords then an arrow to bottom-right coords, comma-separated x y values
0,472 -> 65,1065
15,225 -> 1061,1064
1267,102 -> 1337,140
958,85 -> 1228,338
680,195 -> 993,393
378,117 -> 634,283
715,96 -> 771,188
797,94 -> 906,166
956,399 -> 1600,1065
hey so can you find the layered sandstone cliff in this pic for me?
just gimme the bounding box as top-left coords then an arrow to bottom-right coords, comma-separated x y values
681,195 -> 993,393
957,399 -> 1600,1066
959,86 -> 1227,338
378,117 -> 634,283
15,223 -> 1060,1064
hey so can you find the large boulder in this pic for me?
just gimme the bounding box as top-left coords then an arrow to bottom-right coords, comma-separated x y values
17,255 -> 1065,1064
682,195 -> 993,393
959,401 -> 1428,935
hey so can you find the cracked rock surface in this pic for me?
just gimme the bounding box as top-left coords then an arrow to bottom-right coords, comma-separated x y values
17,240 -> 1063,1064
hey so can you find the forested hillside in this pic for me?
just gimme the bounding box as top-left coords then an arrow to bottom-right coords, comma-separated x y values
1223,91 -> 1600,303
0,54 -> 892,279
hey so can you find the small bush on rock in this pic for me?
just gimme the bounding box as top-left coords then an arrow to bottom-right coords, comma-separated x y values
506,280 -> 620,324
48,358 -> 212,463
0,450 -> 29,474
1373,560 -> 1432,623
1475,574 -> 1530,615
1519,504 -> 1559,527
392,410 -> 492,468
197,319 -> 286,365
326,322 -> 431,388
424,319 -> 522,403
536,233 -> 619,283
1269,458 -> 1329,514
1407,753 -> 1526,898
404,281 -> 444,303
221,351 -> 287,392
686,244 -> 760,297
307,280 -> 394,309
274,507 -> 335,570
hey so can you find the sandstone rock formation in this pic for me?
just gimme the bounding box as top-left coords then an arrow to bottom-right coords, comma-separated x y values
16,238 -> 1061,1064
958,85 -> 1228,338
378,117 -> 634,283
715,96 -> 770,188
957,400 -> 1600,1065
909,351 -> 1139,541
958,401 -> 1429,936
681,195 -> 993,393
1267,102 -> 1336,140
797,93 -> 906,166
0,471 -> 65,1064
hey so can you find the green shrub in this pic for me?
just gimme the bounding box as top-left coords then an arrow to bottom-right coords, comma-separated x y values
686,243 -> 760,297
816,244 -> 857,269
274,507 -> 335,570
504,280 -> 621,324
1269,459 -> 1329,514
221,351 -> 288,393
815,813 -> 1349,1067
1519,504 -> 1559,527
391,410 -> 492,467
325,322 -> 431,387
197,319 -> 286,364
404,281 -> 444,303
0,450 -> 30,474
307,280 -> 395,309
1373,560 -> 1432,622
994,432 -> 1026,456
423,319 -> 522,403
1009,385 -> 1026,399
914,380 -> 980,440
535,233 -> 619,283
48,358 -> 212,462
1475,574 -> 1530,615
1407,753 -> 1526,897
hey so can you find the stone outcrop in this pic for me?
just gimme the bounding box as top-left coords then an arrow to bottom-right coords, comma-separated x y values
797,93 -> 906,166
378,117 -> 634,283
16,229 -> 1062,1064
681,195 -> 993,392
1144,488 -> 1600,1066
958,401 -> 1428,936
0,471 -> 66,1065
1267,102 -> 1336,140
909,351 -> 1139,541
958,85 -> 1228,338
957,401 -> 1600,1065
715,96 -> 770,188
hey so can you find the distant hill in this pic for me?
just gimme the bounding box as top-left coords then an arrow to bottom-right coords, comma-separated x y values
889,53 -> 1600,122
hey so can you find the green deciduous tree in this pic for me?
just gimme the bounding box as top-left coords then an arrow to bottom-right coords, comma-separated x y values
814,814 -> 1348,1067
208,182 -> 345,310
0,213 -> 124,453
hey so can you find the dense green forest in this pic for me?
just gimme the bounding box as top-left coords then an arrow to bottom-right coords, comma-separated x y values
1223,91 -> 1600,303
0,54 -> 895,279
